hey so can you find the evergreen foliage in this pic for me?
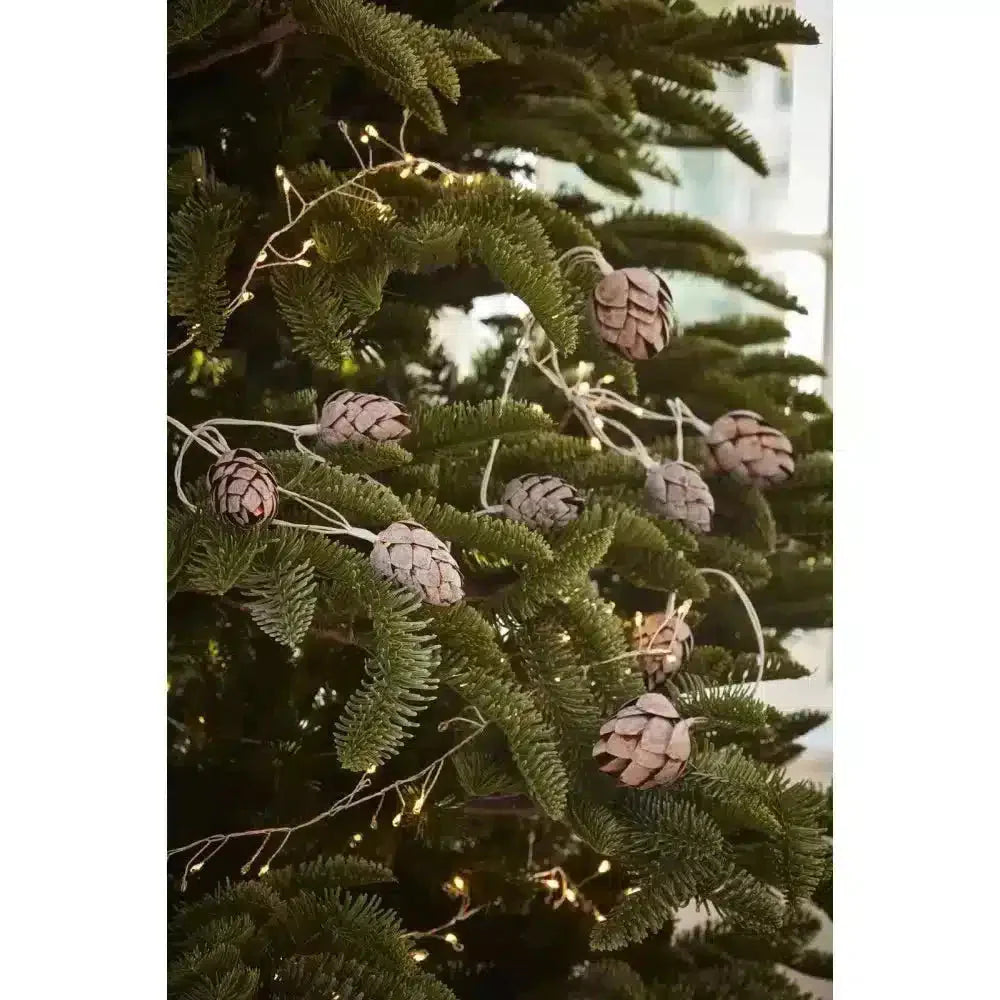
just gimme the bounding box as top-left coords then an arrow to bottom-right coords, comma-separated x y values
168,2 -> 831,998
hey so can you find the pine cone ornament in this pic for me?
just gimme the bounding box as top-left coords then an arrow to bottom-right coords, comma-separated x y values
588,267 -> 677,361
645,460 -> 714,532
501,474 -> 585,530
318,390 -> 410,446
634,611 -> 694,690
704,410 -> 794,487
370,521 -> 464,606
593,693 -> 692,789
206,448 -> 279,528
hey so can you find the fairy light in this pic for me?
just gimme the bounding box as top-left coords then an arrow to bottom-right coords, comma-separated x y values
255,251 -> 268,263
359,134 -> 370,144
593,416 -> 605,430
410,949 -> 429,963
400,167 -> 412,179
197,715 -> 205,724
364,124 -> 380,138
296,259 -> 312,268
589,437 -> 602,451
597,859 -> 612,874
302,238 -> 315,251
240,291 -> 253,304
392,812 -> 403,827
577,380 -> 591,395
282,177 -> 292,194
414,161 -> 430,175
599,374 -> 615,385
275,165 -> 285,178
624,886 -> 641,897
594,911 -> 607,922
413,795 -> 426,815
452,875 -> 466,892
443,932 -> 459,947
542,878 -> 560,890
258,863 -> 270,876
564,888 -> 578,903
366,765 -> 378,775
352,833 -> 363,843
189,862 -> 204,873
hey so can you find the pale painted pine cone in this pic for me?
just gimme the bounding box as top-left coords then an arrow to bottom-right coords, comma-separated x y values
592,693 -> 692,789
634,611 -> 694,690
319,390 -> 410,446
645,460 -> 714,532
501,474 -> 585,530
370,521 -> 464,606
206,448 -> 278,529
588,267 -> 677,361
704,410 -> 794,488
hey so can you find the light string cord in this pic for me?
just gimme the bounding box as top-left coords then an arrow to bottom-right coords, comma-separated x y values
167,416 -> 378,543
476,243 -> 617,513
529,346 -> 657,470
169,710 -> 488,883
478,315 -> 534,512
529,346 -> 714,471
697,567 -> 767,695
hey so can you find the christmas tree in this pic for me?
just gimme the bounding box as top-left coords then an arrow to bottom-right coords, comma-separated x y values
167,3 -> 833,998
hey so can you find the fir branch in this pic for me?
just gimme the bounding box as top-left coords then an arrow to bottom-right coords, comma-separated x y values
429,603 -> 569,819
408,399 -> 555,457
403,490 -> 554,566
169,14 -> 299,78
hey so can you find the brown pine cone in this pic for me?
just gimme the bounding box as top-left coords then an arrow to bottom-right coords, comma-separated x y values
634,611 -> 694,690
206,448 -> 278,529
645,460 -> 714,532
592,693 -> 692,789
319,390 -> 410,446
501,474 -> 584,530
370,521 -> 464,606
588,267 -> 677,361
704,410 -> 794,487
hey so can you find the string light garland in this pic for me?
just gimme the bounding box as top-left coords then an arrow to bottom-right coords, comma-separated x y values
404,871 -> 492,960
169,114 -> 461,356
169,710 -> 487,887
